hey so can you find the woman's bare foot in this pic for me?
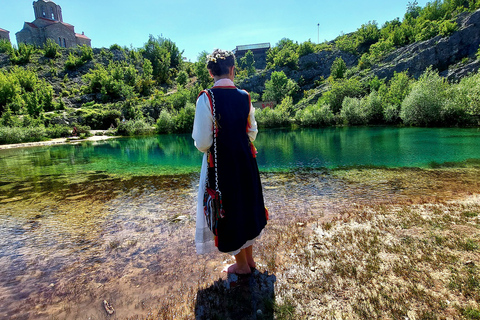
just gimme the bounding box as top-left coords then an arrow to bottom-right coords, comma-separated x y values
222,263 -> 252,274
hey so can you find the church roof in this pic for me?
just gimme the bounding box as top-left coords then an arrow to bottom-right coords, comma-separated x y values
26,22 -> 38,28
75,33 -> 90,40
0,28 -> 9,32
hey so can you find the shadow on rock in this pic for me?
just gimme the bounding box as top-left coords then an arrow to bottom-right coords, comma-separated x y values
195,269 -> 276,320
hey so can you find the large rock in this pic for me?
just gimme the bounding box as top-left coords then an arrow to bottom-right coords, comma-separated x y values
373,9 -> 480,80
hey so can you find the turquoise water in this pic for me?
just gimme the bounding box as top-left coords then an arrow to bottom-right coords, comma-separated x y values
0,126 -> 480,318
1,127 -> 480,187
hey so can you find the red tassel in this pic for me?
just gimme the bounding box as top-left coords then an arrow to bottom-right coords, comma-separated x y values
208,152 -> 214,167
250,142 -> 257,158
214,235 -> 218,247
265,207 -> 269,221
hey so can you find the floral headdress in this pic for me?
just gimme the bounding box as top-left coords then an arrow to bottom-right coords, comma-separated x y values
207,49 -> 234,64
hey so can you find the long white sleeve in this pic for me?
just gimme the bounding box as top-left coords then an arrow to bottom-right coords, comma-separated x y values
247,104 -> 258,142
192,93 -> 213,153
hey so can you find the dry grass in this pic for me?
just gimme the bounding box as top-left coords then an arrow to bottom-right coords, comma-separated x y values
274,197 -> 480,319
139,168 -> 480,320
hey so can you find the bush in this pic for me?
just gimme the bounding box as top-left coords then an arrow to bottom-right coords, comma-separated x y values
176,70 -> 188,87
381,71 -> 412,107
116,119 -> 153,136
156,109 -> 175,133
330,57 -> 347,80
255,105 -> 290,128
297,40 -> 316,57
0,39 -> 13,55
322,78 -> 365,113
0,126 -> 46,144
46,124 -> 71,138
340,97 -> 366,125
383,104 -> 401,123
295,104 -> 335,127
44,38 -> 61,58
263,71 -> 298,103
361,90 -> 384,124
400,68 -> 448,126
173,103 -> 195,133
10,43 -> 34,65
266,39 -> 299,69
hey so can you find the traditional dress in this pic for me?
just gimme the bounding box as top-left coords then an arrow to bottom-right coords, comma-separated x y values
192,78 -> 268,255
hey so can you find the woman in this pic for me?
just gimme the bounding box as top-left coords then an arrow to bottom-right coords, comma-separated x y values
192,49 -> 268,274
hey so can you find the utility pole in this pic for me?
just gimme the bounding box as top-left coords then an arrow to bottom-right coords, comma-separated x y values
317,23 -> 320,44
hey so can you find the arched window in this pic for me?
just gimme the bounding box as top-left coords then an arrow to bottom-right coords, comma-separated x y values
42,6 -> 46,17
63,38 -> 66,48
50,7 -> 55,20
59,37 -> 62,47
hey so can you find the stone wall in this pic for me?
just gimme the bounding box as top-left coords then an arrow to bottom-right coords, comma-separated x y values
0,29 -> 9,42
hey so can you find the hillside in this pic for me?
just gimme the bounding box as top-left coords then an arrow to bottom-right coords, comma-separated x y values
1,3 -> 480,145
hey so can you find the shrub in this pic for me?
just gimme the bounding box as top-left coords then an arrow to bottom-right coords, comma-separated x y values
239,50 -> 256,75
266,39 -> 299,69
176,70 -> 189,87
295,104 -> 335,127
173,103 -> 195,133
335,34 -> 357,54
0,39 -> 13,55
330,57 -> 347,80
254,105 -> 290,128
383,104 -> 401,123
116,119 -> 153,136
439,20 -> 458,37
400,68 -> 448,126
10,43 -> 34,65
322,78 -> 365,113
0,126 -> 46,144
263,71 -> 298,103
297,40 -> 316,57
46,124 -> 71,138
361,90 -> 384,124
156,109 -> 175,133
340,97 -> 366,125
44,38 -> 61,58
382,71 -> 412,107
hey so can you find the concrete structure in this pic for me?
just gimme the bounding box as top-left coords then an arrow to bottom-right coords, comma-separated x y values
16,0 -> 90,48
233,43 -> 270,69
0,28 -> 10,42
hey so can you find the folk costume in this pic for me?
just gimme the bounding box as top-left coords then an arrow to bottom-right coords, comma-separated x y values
193,78 -> 268,255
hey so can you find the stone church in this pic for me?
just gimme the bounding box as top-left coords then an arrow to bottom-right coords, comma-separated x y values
0,28 -> 10,42
16,0 -> 91,48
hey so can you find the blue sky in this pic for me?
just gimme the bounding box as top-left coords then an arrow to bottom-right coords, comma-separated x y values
1,0 -> 430,62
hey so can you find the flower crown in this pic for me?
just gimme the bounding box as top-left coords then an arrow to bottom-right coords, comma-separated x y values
207,49 -> 234,63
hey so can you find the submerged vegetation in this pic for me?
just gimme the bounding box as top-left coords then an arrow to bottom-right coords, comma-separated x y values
1,0 -> 480,145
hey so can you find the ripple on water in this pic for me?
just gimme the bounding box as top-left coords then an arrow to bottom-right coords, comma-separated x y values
0,168 -> 480,318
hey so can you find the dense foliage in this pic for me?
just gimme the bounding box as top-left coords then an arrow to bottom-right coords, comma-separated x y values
0,0 -> 479,144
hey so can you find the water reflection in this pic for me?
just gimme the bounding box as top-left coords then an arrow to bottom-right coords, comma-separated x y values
0,127 -> 480,317
256,127 -> 480,169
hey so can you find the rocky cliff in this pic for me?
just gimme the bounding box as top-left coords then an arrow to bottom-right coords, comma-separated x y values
238,8 -> 480,97
373,9 -> 480,81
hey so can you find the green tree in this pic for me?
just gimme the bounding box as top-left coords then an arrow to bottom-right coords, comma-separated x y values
176,70 -> 189,87
240,50 -> 256,76
44,38 -> 61,58
194,51 -> 213,89
142,35 -> 172,84
400,68 -> 448,126
262,71 -> 298,103
297,40 -> 316,57
330,57 -> 347,80
322,78 -> 365,113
